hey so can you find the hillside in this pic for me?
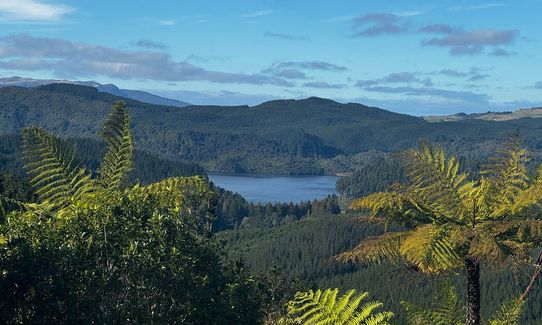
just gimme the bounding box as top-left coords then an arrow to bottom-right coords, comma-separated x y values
425,107 -> 542,122
0,83 -> 541,174
0,76 -> 190,107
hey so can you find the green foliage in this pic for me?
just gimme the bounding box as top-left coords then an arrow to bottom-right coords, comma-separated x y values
283,288 -> 393,325
219,213 -> 542,324
341,142 -> 542,273
2,101 -> 211,220
402,283 -> 524,325
0,189 -> 262,324
97,101 -> 133,190
338,141 -> 542,324
22,127 -> 95,211
401,282 -> 464,325
488,298 -> 524,325
0,134 -> 205,184
0,102 -> 265,323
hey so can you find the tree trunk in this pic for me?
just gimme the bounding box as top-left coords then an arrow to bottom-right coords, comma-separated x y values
520,250 -> 542,301
465,257 -> 481,325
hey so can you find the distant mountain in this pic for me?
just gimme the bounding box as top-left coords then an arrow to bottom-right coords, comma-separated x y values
0,83 -> 541,174
0,76 -> 190,107
95,83 -> 190,107
424,107 -> 542,122
0,76 -> 100,88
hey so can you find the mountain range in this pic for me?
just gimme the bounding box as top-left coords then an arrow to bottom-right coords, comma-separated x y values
0,83 -> 541,174
0,76 -> 190,107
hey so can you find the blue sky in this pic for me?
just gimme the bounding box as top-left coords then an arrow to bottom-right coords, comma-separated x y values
0,0 -> 540,115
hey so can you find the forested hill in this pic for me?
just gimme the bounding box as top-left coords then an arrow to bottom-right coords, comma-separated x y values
1,83 -> 541,174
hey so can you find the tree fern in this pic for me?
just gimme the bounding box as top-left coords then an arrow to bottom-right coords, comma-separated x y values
22,127 -> 94,210
341,140 -> 542,324
284,288 -> 393,325
97,101 -> 133,191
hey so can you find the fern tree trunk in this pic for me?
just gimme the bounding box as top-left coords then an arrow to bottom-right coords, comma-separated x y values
465,257 -> 481,325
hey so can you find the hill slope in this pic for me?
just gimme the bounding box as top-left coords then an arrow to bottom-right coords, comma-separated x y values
0,83 -> 541,174
425,107 -> 542,122
0,76 -> 190,107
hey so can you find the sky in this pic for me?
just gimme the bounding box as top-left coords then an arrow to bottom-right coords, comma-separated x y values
0,0 -> 541,115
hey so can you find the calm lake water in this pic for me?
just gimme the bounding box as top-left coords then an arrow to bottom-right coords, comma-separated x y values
209,174 -> 339,203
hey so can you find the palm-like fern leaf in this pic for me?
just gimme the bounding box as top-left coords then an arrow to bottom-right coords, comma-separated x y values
335,231 -> 409,265
488,298 -> 524,325
511,164 -> 542,214
466,220 -> 542,267
286,288 -> 393,325
337,225 -> 464,274
349,184 -> 436,226
400,225 -> 463,273
22,128 -> 94,210
402,143 -> 469,222
97,101 -> 133,191
127,176 -> 213,216
480,137 -> 530,217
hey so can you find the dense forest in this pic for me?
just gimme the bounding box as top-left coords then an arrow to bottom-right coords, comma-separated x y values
336,149 -> 542,202
1,83 -> 542,174
1,98 -> 541,324
218,213 -> 542,324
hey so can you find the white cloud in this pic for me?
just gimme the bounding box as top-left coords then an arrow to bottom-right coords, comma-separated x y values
393,10 -> 425,17
0,0 -> 73,22
0,34 -> 294,87
240,10 -> 274,18
450,3 -> 504,11
157,19 -> 175,26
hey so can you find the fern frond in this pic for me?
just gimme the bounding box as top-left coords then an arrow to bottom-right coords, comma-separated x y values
339,291 -> 368,323
22,128 -> 94,210
478,220 -> 542,246
400,225 -> 464,273
127,176 -> 213,216
349,185 -> 434,225
350,300 -> 391,324
334,231 -> 410,265
97,101 -> 133,191
488,298 -> 524,325
467,230 -> 510,267
511,164 -> 542,215
402,143 -> 468,222
480,137 -> 531,217
349,191 -> 406,213
286,288 -> 392,325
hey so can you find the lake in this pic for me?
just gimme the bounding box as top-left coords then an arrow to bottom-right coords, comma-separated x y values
208,174 -> 340,203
